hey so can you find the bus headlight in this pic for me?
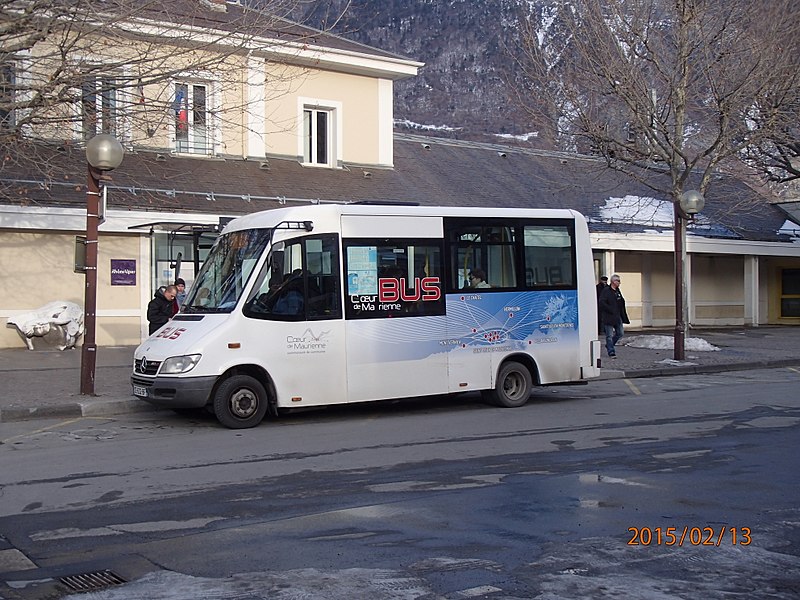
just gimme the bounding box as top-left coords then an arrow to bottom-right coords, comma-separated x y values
160,354 -> 201,374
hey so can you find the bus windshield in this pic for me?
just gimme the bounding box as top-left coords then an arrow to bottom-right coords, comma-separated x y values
183,229 -> 271,313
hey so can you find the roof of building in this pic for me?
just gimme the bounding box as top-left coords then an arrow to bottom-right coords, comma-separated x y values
0,134 -> 796,244
132,0 -> 415,63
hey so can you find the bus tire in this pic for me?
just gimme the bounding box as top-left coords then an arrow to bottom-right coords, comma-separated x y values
213,374 -> 268,429
487,361 -> 532,408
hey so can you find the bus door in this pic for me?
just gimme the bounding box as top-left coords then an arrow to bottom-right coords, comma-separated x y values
242,234 -> 347,407
342,217 -> 448,402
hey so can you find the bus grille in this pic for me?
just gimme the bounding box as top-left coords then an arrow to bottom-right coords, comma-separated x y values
134,358 -> 161,376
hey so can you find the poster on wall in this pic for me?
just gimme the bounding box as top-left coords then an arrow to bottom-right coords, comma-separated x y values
111,259 -> 136,286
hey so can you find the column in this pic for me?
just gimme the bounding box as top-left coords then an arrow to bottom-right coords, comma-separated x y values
744,255 -> 760,326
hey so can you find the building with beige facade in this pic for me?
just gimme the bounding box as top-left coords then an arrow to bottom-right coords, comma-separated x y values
1,0 -> 798,350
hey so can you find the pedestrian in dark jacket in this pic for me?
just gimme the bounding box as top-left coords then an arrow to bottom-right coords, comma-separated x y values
147,285 -> 177,335
596,275 -> 608,333
598,274 -> 629,358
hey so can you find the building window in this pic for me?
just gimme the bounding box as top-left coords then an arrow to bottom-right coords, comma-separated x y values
303,107 -> 331,165
780,268 -> 800,318
174,82 -> 209,154
0,63 -> 14,129
81,75 -> 118,139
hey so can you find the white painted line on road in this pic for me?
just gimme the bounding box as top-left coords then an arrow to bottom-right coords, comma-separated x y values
458,585 -> 503,597
30,527 -> 123,541
623,378 -> 641,395
1,417 -> 101,444
30,518 -> 226,541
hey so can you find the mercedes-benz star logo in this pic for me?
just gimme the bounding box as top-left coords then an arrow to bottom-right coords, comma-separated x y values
139,357 -> 148,374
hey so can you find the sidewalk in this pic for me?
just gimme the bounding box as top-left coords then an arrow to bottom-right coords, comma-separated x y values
603,326 -> 800,377
1,327 -> 799,423
0,345 -> 146,422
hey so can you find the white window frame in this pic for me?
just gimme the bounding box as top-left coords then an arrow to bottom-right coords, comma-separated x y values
68,60 -> 133,144
174,81 -> 208,155
298,97 -> 342,168
80,74 -> 119,139
172,78 -> 219,156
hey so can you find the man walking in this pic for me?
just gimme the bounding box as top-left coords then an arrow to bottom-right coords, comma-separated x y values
598,274 -> 629,358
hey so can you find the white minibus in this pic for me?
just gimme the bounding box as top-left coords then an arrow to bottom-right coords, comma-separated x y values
132,204 -> 601,428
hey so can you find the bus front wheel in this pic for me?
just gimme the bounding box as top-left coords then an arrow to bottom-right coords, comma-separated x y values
213,375 -> 268,429
485,361 -> 533,408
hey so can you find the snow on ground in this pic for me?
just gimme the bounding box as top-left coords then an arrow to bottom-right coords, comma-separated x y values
621,335 -> 720,352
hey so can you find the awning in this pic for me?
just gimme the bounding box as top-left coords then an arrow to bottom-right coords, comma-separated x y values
127,220 -> 226,234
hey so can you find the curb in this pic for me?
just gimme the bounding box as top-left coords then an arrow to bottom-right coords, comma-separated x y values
0,396 -> 157,423
0,404 -> 82,422
599,359 -> 800,380
79,396 -> 160,417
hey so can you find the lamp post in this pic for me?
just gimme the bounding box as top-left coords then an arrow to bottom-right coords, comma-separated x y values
673,189 -> 705,361
81,134 -> 124,395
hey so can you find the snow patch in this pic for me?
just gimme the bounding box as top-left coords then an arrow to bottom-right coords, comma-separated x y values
597,195 -> 674,227
495,131 -> 539,142
394,119 -> 462,132
778,219 -> 800,241
622,335 -> 720,352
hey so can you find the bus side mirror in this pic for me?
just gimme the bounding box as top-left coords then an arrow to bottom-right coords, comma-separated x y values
303,221 -> 313,231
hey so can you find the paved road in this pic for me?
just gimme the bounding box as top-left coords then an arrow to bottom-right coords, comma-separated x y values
1,367 -> 799,599
2,327 -> 800,424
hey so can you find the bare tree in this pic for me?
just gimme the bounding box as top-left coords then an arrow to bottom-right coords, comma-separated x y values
511,0 -> 800,358
513,0 -> 800,193
744,101 -> 800,183
0,0 -> 348,182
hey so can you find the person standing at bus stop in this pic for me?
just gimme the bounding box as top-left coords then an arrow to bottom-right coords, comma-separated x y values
147,285 -> 178,335
598,274 -> 629,358
172,278 -> 186,315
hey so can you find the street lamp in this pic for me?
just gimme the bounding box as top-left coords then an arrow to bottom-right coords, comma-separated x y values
673,189 -> 705,361
81,134 -> 124,395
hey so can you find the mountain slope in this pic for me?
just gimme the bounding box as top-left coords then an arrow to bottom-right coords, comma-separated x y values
294,0 -> 541,144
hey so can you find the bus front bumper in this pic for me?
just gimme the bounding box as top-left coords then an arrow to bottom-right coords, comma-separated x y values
131,374 -> 217,408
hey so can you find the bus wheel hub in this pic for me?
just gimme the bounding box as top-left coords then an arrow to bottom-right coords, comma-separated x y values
231,389 -> 257,417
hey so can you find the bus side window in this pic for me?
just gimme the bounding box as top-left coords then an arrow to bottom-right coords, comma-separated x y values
523,224 -> 576,288
243,235 -> 342,321
445,220 -> 517,291
343,239 -> 444,319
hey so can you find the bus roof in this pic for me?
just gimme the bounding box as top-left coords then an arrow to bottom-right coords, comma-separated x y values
221,204 -> 586,235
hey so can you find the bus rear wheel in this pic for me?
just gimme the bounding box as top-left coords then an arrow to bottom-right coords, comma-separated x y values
213,374 -> 268,429
485,361 -> 533,408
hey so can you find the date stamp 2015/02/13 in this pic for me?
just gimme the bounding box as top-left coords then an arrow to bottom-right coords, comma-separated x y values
627,526 -> 751,547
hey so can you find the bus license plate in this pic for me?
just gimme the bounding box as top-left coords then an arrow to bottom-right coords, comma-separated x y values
132,385 -> 148,397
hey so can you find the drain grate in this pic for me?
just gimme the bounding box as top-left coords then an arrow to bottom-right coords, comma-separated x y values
59,570 -> 127,593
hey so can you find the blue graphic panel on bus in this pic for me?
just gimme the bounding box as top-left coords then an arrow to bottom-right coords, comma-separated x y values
446,290 -> 579,350
346,290 -> 579,364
